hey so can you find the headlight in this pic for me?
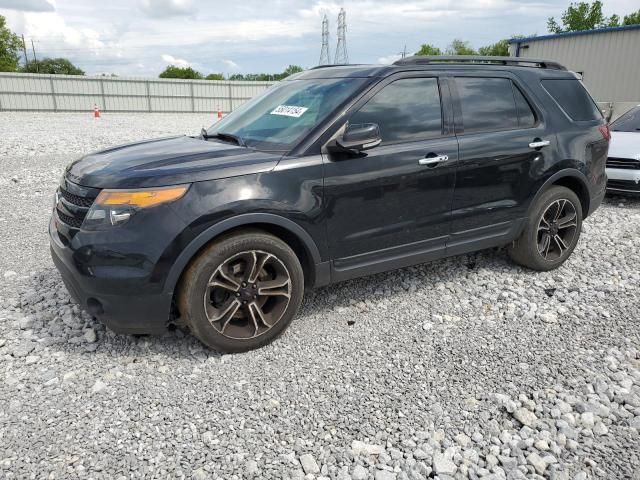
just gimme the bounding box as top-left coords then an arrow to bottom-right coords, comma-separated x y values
84,184 -> 189,229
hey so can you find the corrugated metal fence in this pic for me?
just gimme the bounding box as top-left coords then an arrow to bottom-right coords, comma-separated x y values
0,73 -> 276,113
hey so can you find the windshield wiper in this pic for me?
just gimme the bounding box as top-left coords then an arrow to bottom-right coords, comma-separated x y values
201,128 -> 246,147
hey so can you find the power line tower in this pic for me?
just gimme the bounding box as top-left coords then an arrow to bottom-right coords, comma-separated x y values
319,14 -> 331,66
334,8 -> 348,65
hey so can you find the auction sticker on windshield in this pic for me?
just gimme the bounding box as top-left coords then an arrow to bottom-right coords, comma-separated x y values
270,105 -> 308,118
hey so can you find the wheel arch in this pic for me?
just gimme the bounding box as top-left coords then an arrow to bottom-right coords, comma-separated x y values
163,214 -> 326,298
529,169 -> 591,219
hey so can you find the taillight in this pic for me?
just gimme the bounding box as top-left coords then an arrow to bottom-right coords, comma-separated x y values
599,125 -> 611,141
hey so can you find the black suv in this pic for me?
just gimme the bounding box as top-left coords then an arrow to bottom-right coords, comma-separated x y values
50,56 -> 609,352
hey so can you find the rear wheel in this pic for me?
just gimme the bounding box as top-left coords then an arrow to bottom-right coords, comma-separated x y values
509,186 -> 583,271
177,231 -> 304,352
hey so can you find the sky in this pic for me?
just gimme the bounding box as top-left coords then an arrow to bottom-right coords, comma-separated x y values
0,0 -> 638,77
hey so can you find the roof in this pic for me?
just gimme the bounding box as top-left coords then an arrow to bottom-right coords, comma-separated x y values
299,58 -> 573,80
393,55 -> 566,70
509,24 -> 640,44
295,65 -> 391,79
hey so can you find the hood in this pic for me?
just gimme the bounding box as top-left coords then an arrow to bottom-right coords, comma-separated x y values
609,131 -> 640,160
66,135 -> 282,189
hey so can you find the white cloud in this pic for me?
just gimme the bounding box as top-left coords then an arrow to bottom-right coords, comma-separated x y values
161,54 -> 191,67
139,0 -> 194,18
3,10 -> 105,51
0,0 -> 54,12
222,59 -> 240,71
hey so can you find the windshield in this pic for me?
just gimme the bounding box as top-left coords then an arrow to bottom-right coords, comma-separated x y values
206,78 -> 367,152
611,106 -> 640,132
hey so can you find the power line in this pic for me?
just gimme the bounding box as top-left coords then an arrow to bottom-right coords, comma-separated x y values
31,39 -> 39,72
319,14 -> 331,66
334,8 -> 348,65
21,34 -> 29,67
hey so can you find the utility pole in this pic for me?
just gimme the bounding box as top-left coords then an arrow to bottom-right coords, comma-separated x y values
30,39 -> 39,72
334,8 -> 348,65
319,14 -> 331,66
21,34 -> 29,68
400,45 -> 408,58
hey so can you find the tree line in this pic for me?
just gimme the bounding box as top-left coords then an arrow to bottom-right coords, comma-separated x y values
158,64 -> 303,80
1,2 -> 639,77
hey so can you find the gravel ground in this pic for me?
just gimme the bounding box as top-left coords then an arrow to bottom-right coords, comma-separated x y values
1,112 -> 639,480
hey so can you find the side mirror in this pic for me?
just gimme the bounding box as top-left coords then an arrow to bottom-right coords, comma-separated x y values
333,123 -> 382,153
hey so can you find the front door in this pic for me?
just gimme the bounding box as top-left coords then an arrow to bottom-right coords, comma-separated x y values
322,76 -> 458,280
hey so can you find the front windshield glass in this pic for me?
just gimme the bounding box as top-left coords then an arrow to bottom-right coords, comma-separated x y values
611,106 -> 640,132
206,77 -> 367,152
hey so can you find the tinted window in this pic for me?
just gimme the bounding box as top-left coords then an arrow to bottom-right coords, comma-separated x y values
611,106 -> 640,132
456,77 -> 519,132
350,78 -> 442,143
513,85 -> 536,127
541,79 -> 602,121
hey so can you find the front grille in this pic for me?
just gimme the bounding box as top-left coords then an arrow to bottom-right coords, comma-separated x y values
60,187 -> 95,207
606,157 -> 640,170
55,177 -> 101,229
607,179 -> 640,193
56,208 -> 84,228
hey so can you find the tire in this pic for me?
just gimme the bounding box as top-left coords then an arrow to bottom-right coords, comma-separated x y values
177,230 -> 304,353
508,186 -> 583,271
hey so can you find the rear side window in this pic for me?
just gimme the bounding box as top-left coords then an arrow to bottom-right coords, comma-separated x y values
541,79 -> 602,121
350,77 -> 442,143
455,77 -> 519,133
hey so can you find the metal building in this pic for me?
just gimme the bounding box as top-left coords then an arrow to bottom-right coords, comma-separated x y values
508,25 -> 640,119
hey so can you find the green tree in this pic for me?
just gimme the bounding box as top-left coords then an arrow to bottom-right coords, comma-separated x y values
623,9 -> 640,25
159,65 -> 202,79
478,39 -> 510,56
415,44 -> 443,56
446,39 -> 477,55
21,57 -> 84,75
281,64 -> 303,77
205,73 -> 225,80
547,1 -> 619,33
0,15 -> 22,72
225,65 -> 303,82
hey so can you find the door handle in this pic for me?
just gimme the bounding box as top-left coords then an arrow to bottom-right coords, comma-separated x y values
528,140 -> 550,149
419,155 -> 449,166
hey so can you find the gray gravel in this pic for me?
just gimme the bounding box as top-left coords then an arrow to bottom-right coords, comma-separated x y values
1,112 -> 639,479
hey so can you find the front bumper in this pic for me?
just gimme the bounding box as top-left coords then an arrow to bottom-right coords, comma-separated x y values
606,167 -> 640,195
49,214 -> 174,335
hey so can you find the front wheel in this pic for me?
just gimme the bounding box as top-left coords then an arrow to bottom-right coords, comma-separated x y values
509,186 -> 583,271
177,231 -> 304,352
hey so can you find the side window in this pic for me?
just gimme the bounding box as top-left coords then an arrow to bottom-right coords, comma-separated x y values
350,78 -> 442,143
513,85 -> 536,128
610,106 -> 640,132
455,77 -> 519,133
541,79 -> 602,121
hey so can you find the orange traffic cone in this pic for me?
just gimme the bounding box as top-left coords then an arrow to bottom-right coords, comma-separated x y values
93,104 -> 101,118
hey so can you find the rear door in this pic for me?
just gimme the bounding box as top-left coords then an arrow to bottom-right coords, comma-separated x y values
448,74 -> 557,254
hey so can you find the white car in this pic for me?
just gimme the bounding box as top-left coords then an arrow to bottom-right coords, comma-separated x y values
607,105 -> 640,195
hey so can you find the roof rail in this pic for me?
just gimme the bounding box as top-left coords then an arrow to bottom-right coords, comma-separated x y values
393,55 -> 567,71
